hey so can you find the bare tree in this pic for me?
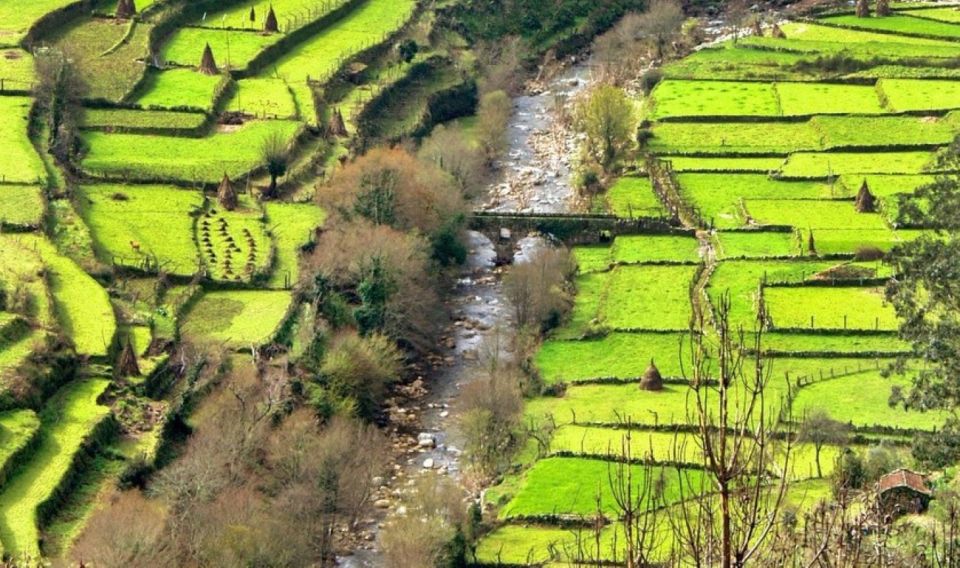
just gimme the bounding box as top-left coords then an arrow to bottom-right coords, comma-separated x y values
799,409 -> 849,478
671,293 -> 793,568
503,246 -> 576,332
633,0 -> 686,61
606,425 -> 667,568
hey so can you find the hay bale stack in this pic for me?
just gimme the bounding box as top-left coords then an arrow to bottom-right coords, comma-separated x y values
328,108 -> 347,137
876,0 -> 891,17
640,360 -> 664,392
199,43 -> 218,75
264,5 -> 279,33
771,23 -> 786,38
218,173 -> 238,211
118,339 -> 141,377
855,179 -> 877,213
116,0 -> 137,19
856,0 -> 871,18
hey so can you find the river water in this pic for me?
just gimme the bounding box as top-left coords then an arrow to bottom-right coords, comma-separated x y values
337,59 -> 593,568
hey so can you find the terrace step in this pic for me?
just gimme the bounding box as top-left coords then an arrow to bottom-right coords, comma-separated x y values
0,379 -> 113,558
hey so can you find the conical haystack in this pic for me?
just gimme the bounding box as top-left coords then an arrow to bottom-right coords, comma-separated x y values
264,5 -> 279,33
218,173 -> 238,211
116,0 -> 137,19
328,108 -> 347,137
876,0 -> 891,16
771,23 -> 786,38
250,6 -> 256,22
199,43 -> 218,75
855,179 -> 876,213
856,0 -> 870,18
808,229 -> 817,256
752,18 -> 763,37
640,360 -> 664,392
118,339 -> 141,377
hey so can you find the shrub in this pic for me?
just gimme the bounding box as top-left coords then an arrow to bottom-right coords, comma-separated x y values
317,331 -> 403,421
640,68 -> 663,95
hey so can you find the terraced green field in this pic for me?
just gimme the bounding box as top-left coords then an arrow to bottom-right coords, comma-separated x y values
0,379 -> 111,557
483,9 -> 960,561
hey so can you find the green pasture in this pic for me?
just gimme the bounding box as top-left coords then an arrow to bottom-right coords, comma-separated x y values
745,200 -> 890,230
161,28 -> 276,70
263,0 -> 417,119
81,109 -> 207,131
0,236 -> 54,327
0,49 -> 35,91
78,185 -> 202,275
878,79 -> 960,112
82,119 -> 301,183
812,228 -> 923,255
0,379 -> 111,558
791,371 -> 947,431
821,14 -> 960,40
715,231 -> 798,259
51,17 -> 150,102
677,174 -> 841,229
535,333 -> 690,384
812,114 -> 959,148
606,176 -> 664,218
847,64 -> 960,79
226,78 -> 298,119
133,68 -> 224,111
708,260 -> 840,330
650,80 -> 780,118
0,410 -> 40,482
547,425 -> 839,482
198,196 -> 272,283
742,22 -> 960,59
574,246 -> 612,274
185,0 -> 351,31
0,186 -> 44,229
765,286 -> 899,331
779,151 -> 935,178
0,97 -> 45,185
263,202 -> 327,288
909,7 -> 960,24
665,156 -> 785,173
0,1 -> 77,46
650,121 -> 818,154
180,290 -> 293,347
30,237 -> 116,358
601,265 -> 697,331
498,457 -> 704,519
661,45 -> 810,81
556,272 -> 609,340
762,332 -> 910,355
611,235 -> 700,264
777,82 -> 885,116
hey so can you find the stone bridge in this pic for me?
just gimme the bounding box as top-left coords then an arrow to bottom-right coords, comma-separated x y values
469,211 -> 690,263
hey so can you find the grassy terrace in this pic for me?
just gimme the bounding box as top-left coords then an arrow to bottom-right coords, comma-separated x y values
0,379 -> 111,557
479,7 -> 960,563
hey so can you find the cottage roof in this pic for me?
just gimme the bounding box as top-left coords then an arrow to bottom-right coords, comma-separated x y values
878,469 -> 931,496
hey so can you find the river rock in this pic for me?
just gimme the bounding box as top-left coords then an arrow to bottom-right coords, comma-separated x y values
422,458 -> 435,469
374,499 -> 390,509
417,433 -> 437,448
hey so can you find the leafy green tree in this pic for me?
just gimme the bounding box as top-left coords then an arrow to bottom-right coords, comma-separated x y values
887,138 -> 960,468
354,256 -> 396,336
575,84 -> 636,173
888,139 -> 960,411
799,410 -> 849,478
260,132 -> 289,198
